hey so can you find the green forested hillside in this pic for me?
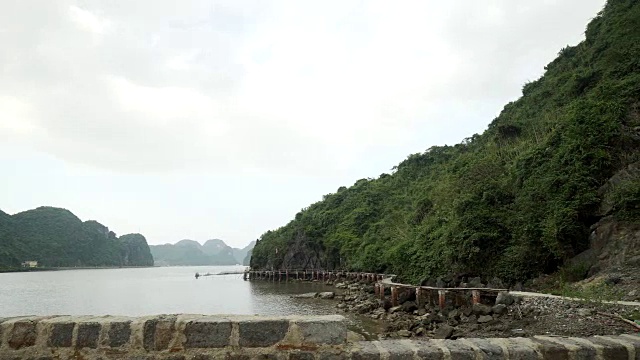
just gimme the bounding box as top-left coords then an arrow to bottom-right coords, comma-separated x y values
0,206 -> 154,268
251,0 -> 640,283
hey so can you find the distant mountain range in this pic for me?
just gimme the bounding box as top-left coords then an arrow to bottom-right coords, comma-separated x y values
0,206 -> 154,268
150,239 -> 255,266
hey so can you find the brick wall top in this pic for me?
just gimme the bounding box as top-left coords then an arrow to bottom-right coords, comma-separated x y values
0,314 -> 638,359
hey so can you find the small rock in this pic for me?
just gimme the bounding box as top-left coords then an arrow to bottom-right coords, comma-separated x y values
424,313 -> 443,324
511,328 -> 526,336
318,292 -> 335,299
492,304 -> 507,315
293,292 -> 318,298
604,275 -> 622,285
577,308 -> 594,316
389,306 -> 403,314
347,331 -> 366,342
397,329 -> 412,337
414,327 -> 426,336
417,308 -> 427,316
469,277 -> 485,288
465,315 -> 477,324
477,315 -> 493,324
472,303 -> 493,316
401,301 -> 418,313
495,292 -> 515,306
434,324 -> 454,339
448,309 -> 460,320
628,290 -> 638,297
336,303 -> 346,309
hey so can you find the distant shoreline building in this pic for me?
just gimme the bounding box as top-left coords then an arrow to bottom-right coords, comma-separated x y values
21,261 -> 38,268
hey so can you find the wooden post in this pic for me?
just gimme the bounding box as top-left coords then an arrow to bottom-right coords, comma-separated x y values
471,290 -> 481,305
391,286 -> 399,307
380,284 -> 385,300
416,287 -> 421,307
438,290 -> 446,310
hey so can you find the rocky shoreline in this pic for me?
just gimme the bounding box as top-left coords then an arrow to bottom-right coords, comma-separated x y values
292,279 -> 639,340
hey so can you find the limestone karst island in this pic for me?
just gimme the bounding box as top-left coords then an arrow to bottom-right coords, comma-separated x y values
0,0 -> 639,359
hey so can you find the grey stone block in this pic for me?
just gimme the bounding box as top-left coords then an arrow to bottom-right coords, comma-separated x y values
184,319 -> 232,348
77,322 -> 101,348
466,338 -> 504,359
8,321 -> 37,349
562,338 -> 597,360
108,321 -> 132,347
251,355 -> 279,360
529,337 -> 569,359
620,334 -> 640,360
411,340 -> 444,359
143,318 -> 158,350
144,316 -> 176,351
190,355 -> 214,360
238,319 -> 288,347
289,352 -> 315,360
377,340 -> 414,360
318,352 -> 348,360
588,337 -> 629,360
296,317 -> 346,345
350,341 -> 380,360
503,339 -> 539,360
48,322 -> 75,347
224,355 -> 250,360
442,340 -> 477,360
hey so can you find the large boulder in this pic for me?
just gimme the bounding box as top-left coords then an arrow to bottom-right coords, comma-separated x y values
472,303 -> 492,316
401,301 -> 418,313
434,324 -> 454,339
318,292 -> 335,299
495,292 -> 515,306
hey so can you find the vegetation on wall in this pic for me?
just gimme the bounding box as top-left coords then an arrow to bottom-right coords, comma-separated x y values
251,0 -> 640,283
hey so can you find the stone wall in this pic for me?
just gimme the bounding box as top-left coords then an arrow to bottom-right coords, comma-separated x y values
0,314 -> 638,359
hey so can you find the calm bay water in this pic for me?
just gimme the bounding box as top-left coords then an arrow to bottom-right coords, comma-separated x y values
0,266 -> 382,336
0,266 -> 330,316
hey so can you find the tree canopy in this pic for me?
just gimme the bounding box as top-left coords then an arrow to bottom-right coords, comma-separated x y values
251,0 -> 640,283
0,206 -> 153,268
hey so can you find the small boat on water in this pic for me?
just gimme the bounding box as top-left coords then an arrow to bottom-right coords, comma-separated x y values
195,272 -> 213,279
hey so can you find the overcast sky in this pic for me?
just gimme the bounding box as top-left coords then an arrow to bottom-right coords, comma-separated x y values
0,0 -> 605,248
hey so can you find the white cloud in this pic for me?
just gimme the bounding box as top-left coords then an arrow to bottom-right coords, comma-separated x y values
0,0 -> 607,245
69,5 -> 111,34
0,96 -> 40,137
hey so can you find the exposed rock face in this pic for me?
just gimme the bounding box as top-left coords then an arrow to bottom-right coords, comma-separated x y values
280,232 -> 325,269
119,234 -> 154,267
232,240 -> 256,266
